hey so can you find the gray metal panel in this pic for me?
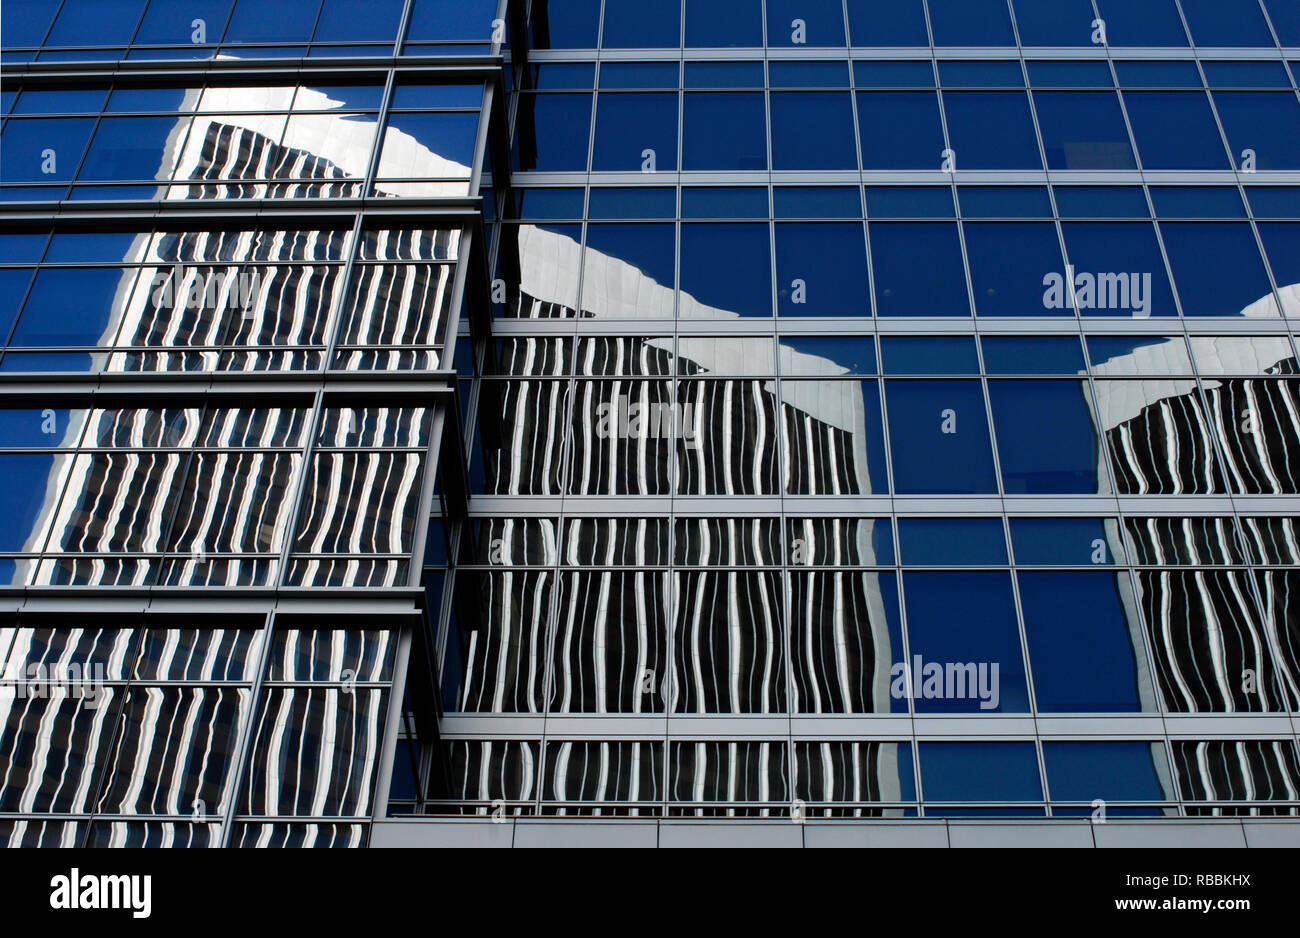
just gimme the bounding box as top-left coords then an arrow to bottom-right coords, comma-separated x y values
948,823 -> 1096,849
803,822 -> 950,849
512,821 -> 659,848
369,819 -> 516,848
1240,822 -> 1300,848
658,822 -> 804,849
1093,823 -> 1249,849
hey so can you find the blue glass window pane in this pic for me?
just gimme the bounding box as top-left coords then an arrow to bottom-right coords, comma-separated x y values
136,1 -> 231,44
378,112 -> 478,174
919,743 -> 1042,801
683,93 -> 767,170
903,573 -> 1029,714
2,0 -> 59,46
958,187 -> 1052,218
771,92 -> 857,170
1093,0 -> 1188,47
1027,61 -> 1114,87
866,187 -> 954,218
1202,62 -> 1291,88
223,0 -> 319,43
1150,186 -> 1246,218
769,62 -> 850,88
1114,60 -> 1202,88
681,187 -> 768,218
981,336 -> 1086,375
1213,92 -> 1300,170
0,233 -> 48,263
583,224 -> 675,293
1012,0 -> 1098,46
1034,91 -> 1136,170
1054,186 -> 1149,218
406,0 -> 498,41
0,454 -> 62,551
989,380 -> 1107,493
529,64 -> 595,90
885,380 -> 997,493
1044,742 -> 1171,802
854,61 -> 935,87
684,62 -> 764,88
47,0 -> 145,45
587,188 -> 676,219
938,61 -> 1023,87
680,224 -> 772,317
598,63 -> 679,89
0,269 -> 33,337
942,92 -> 1042,169
1160,223 -> 1275,317
857,92 -> 944,169
686,0 -> 762,47
1180,0 -> 1275,47
106,86 -> 190,112
882,337 -> 979,375
77,116 -> 180,181
775,224 -> 870,317
1123,92 -> 1229,169
13,88 -> 109,113
846,0 -> 929,46
0,117 -> 96,182
964,223 -> 1068,317
766,0 -> 846,47
592,93 -> 678,171
515,95 -> 592,171
870,223 -> 970,315
515,188 -> 584,219
12,268 -> 138,346
899,518 -> 1006,565
1021,573 -> 1152,712
1248,189 -> 1300,219
528,0 -> 601,49
1087,335 -> 1193,374
1060,223 -> 1177,318
1258,224 -> 1300,300
1265,0 -> 1300,45
779,336 -> 878,375
1011,518 -> 1119,564
44,231 -> 139,263
313,0 -> 402,42
388,83 -> 479,110
928,0 -> 1015,46
602,0 -> 681,48
774,187 -> 862,218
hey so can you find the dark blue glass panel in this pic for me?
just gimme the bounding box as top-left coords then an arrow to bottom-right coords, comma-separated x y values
857,92 -> 944,169
1265,0 -> 1300,46
885,380 -> 997,493
1093,0 -> 1188,47
989,380 -> 1106,493
68,185 -> 159,201
0,233 -> 48,263
927,0 -> 1015,46
44,231 -> 139,262
0,117 -> 96,182
1053,186 -> 1149,218
379,112 -> 478,173
770,92 -> 857,170
882,336 -> 979,375
1213,92 -> 1300,170
13,88 -> 109,113
1160,223 -> 1275,317
1123,92 -> 1229,169
686,0 -> 762,47
0,454 -> 60,551
846,0 -> 929,46
1012,0 -> 1098,46
1011,518 -> 1119,564
958,187 -> 1051,218
12,267 -> 137,346
774,187 -> 861,218
1044,742 -> 1170,801
592,93 -> 678,171
602,0 -> 681,48
1248,189 -> 1300,219
2,0 -> 59,46
313,0 -> 402,42
681,187 -> 768,219
779,336 -> 878,375
683,93 -> 767,170
0,352 -> 101,372
1202,62 -> 1291,88
1180,0 -> 1275,47
388,83 -> 477,110
866,187 -> 954,218
1115,61 -> 1202,89
964,223 -> 1068,317
775,224 -> 870,317
106,86 -> 190,112
899,518 -> 1006,565
854,61 -> 935,87
942,92 -> 1042,169
223,0 -> 319,43
766,0 -> 846,47
903,573 -> 1029,714
1087,335 -> 1193,373
769,62 -> 850,88
0,409 -> 80,447
529,64 -> 595,90
1258,224 -> 1300,296
1021,573 -> 1152,712
135,1 -> 232,44
514,94 -> 592,172
870,223 -> 970,316
1150,186 -> 1246,218
1027,61 -> 1114,87
584,224 -> 675,291
598,63 -> 679,89
514,188 -> 585,219
938,61 -> 1023,87
528,0 -> 601,49
406,0 -> 497,41
982,336 -> 1086,375
587,187 -> 676,219
47,0 -> 145,45
680,224 -> 772,317
684,62 -> 764,88
1034,91 -> 1136,169
1060,223 -> 1177,318
0,269 -> 34,337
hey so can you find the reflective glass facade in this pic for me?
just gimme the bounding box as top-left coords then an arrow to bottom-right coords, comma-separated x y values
3,0 -> 1300,846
